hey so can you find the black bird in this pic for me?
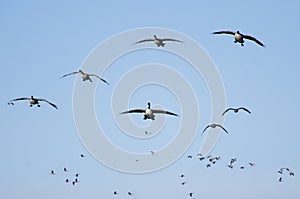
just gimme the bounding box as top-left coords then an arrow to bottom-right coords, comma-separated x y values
113,191 -> 118,195
187,155 -> 193,159
65,179 -> 69,183
181,182 -> 188,185
8,96 -> 58,109
180,174 -> 185,178
189,192 -> 194,197
279,177 -> 283,182
120,102 -> 179,120
80,154 -> 85,158
133,35 -> 184,47
222,107 -> 251,116
128,191 -> 133,196
75,173 -> 79,177
50,170 -> 55,175
63,167 -> 68,172
202,124 -> 228,135
212,30 -> 265,47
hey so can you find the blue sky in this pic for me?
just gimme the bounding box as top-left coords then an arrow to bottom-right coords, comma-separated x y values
1,0 -> 300,198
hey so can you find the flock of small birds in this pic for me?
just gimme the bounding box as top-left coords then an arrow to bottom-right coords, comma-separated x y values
50,154 -> 85,186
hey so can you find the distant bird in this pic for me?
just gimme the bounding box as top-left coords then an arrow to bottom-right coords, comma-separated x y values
63,167 -> 68,172
227,165 -> 234,169
199,156 -> 205,161
75,178 -> 79,183
286,168 -> 295,176
75,173 -> 79,177
180,174 -> 185,178
222,107 -> 251,116
80,154 -> 85,158
133,35 -> 184,47
72,181 -> 76,186
240,166 -> 245,170
8,96 -> 57,109
120,102 -> 179,120
249,163 -> 256,167
65,179 -> 69,183
128,191 -> 133,196
189,192 -> 194,197
61,69 -> 109,85
279,177 -> 283,182
212,30 -> 265,47
50,170 -> 55,175
206,164 -> 211,168
113,191 -> 118,195
202,123 -> 228,135
150,151 -> 156,155
181,182 -> 188,185
187,155 -> 193,159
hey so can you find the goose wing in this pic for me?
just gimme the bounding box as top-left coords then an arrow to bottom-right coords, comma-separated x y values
161,38 -> 184,43
239,107 -> 251,114
243,34 -> 265,47
89,74 -> 110,85
133,38 -> 155,45
212,30 -> 236,35
216,124 -> 228,134
60,71 -> 79,79
120,109 -> 145,114
8,97 -> 30,105
152,109 -> 179,116
201,125 -> 210,136
37,98 -> 58,109
222,108 -> 235,116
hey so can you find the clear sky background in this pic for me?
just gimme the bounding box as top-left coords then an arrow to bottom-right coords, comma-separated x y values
1,0 -> 300,198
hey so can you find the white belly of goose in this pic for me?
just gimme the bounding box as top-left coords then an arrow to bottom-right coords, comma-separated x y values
235,33 -> 243,42
145,109 -> 152,116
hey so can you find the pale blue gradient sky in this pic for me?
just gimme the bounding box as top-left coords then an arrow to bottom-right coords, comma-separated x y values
1,1 -> 300,198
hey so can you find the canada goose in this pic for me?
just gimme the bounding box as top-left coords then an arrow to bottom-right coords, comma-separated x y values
120,102 -> 179,120
187,155 -> 193,159
201,124 -> 228,135
80,154 -> 85,158
8,96 -> 58,109
63,167 -> 68,172
75,173 -> 79,177
279,177 -> 283,182
128,191 -> 133,196
133,35 -> 184,47
181,182 -> 188,185
180,174 -> 185,178
61,69 -> 109,85
222,107 -> 251,116
212,30 -> 265,47
240,166 -> 245,170
113,191 -> 118,195
50,170 -> 55,175
189,193 -> 194,197
65,179 -> 69,183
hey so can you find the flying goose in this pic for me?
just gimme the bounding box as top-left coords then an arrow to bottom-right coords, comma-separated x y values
120,102 -> 179,120
133,35 -> 184,47
8,96 -> 58,109
212,30 -> 265,47
201,124 -> 228,135
222,107 -> 251,116
61,69 -> 109,85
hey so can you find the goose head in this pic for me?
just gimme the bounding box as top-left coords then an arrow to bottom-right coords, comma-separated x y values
236,31 -> 240,34
147,102 -> 151,109
30,96 -> 34,99
154,35 -> 158,39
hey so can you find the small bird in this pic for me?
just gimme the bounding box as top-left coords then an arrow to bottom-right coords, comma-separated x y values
75,173 -> 79,177
63,167 -> 68,172
202,124 -> 228,135
206,164 -> 211,168
72,181 -> 76,186
113,191 -> 118,195
65,179 -> 69,183
8,96 -> 58,109
120,102 -> 179,120
133,35 -> 184,47
180,174 -> 185,178
187,155 -> 193,159
128,191 -> 133,196
212,30 -> 265,47
181,182 -> 188,185
189,192 -> 194,197
61,69 -> 109,85
249,163 -> 256,167
222,107 -> 251,116
286,168 -> 295,176
227,165 -> 234,169
279,177 -> 283,182
240,166 -> 245,170
75,178 -> 79,183
150,151 -> 156,155
50,170 -> 55,175
80,154 -> 85,158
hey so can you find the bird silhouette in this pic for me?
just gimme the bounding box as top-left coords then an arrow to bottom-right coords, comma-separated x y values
202,124 -> 228,135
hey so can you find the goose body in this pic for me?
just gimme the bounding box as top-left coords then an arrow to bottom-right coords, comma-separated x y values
120,102 -> 179,120
8,96 -> 57,109
61,69 -> 109,85
212,30 -> 265,47
133,35 -> 183,47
